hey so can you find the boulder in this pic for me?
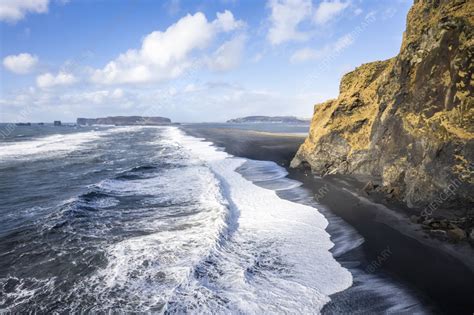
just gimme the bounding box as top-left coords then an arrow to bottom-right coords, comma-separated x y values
430,221 -> 441,229
468,229 -> 474,245
362,181 -> 375,194
447,226 -> 467,242
439,220 -> 449,229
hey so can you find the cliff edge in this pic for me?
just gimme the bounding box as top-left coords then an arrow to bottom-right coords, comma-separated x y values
291,0 -> 473,211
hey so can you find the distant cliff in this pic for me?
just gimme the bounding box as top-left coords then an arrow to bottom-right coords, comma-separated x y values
227,116 -> 310,124
77,116 -> 172,126
292,0 -> 473,210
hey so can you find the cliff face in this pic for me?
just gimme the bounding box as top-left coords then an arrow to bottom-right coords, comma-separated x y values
291,0 -> 473,209
77,116 -> 171,126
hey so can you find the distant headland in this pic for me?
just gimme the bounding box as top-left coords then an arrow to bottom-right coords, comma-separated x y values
227,116 -> 310,124
76,116 -> 173,126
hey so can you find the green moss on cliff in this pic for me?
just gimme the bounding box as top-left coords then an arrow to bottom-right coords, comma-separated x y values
292,0 -> 474,208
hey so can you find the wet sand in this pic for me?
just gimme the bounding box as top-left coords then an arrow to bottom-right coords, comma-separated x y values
182,125 -> 474,314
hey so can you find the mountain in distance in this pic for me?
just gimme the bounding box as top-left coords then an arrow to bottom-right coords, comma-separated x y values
77,116 -> 172,126
227,116 -> 310,124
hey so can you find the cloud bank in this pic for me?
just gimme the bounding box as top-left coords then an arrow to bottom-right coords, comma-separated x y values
91,10 -> 245,85
267,0 -> 351,45
37,71 -> 77,88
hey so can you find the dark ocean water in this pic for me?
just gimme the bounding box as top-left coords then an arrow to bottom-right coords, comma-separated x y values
0,124 -> 428,313
182,123 -> 310,134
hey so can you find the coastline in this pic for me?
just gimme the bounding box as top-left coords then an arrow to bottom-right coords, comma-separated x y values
182,124 -> 474,314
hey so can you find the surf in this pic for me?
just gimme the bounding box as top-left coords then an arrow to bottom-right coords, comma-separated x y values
161,127 -> 353,313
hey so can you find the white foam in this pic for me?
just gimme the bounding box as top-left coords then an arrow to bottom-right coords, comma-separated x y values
0,132 -> 98,160
0,277 -> 56,311
66,146 -> 231,312
162,127 -> 353,313
41,125 -> 352,313
0,126 -> 149,161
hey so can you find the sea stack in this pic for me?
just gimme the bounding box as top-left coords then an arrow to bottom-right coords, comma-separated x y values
291,0 -> 473,209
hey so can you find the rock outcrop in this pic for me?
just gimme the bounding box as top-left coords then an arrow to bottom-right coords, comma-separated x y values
77,116 -> 171,126
291,0 -> 473,210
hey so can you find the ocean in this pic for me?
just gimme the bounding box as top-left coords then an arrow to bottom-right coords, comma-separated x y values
0,124 -> 426,313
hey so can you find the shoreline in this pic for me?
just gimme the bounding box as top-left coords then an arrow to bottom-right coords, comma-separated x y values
182,125 -> 474,314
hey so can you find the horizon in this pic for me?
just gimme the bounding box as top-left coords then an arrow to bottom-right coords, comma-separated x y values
0,113 -> 313,124
1,0 -> 411,123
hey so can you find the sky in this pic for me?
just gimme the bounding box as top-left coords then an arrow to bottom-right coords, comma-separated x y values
0,0 -> 412,123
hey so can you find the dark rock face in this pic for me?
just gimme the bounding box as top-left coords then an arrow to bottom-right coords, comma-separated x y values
292,0 -> 473,211
76,116 -> 171,126
227,116 -> 310,124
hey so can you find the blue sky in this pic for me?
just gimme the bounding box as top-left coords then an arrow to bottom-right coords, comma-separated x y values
0,0 -> 411,122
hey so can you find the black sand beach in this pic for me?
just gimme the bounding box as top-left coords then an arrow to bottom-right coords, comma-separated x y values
182,124 -> 474,314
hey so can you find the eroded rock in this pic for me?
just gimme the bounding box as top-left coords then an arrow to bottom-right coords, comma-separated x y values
447,226 -> 467,242
292,0 -> 474,210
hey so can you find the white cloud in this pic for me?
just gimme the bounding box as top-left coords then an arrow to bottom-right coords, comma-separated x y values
36,71 -> 77,88
214,10 -> 245,31
0,0 -> 49,22
3,53 -> 38,74
183,83 -> 202,93
267,0 -> 312,45
266,0 -> 351,44
60,88 -> 124,104
290,34 -> 354,63
128,83 -> 305,122
91,10 -> 244,85
333,34 -> 354,49
111,88 -> 124,98
290,47 -> 323,63
0,80 -> 321,123
168,83 -> 316,122
208,35 -> 246,71
313,0 -> 350,25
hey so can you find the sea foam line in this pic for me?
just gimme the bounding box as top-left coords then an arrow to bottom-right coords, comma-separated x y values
165,127 -> 353,313
0,126 -> 147,161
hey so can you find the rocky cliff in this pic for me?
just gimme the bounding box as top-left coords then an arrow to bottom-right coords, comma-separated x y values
77,116 -> 171,126
291,0 -> 473,210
